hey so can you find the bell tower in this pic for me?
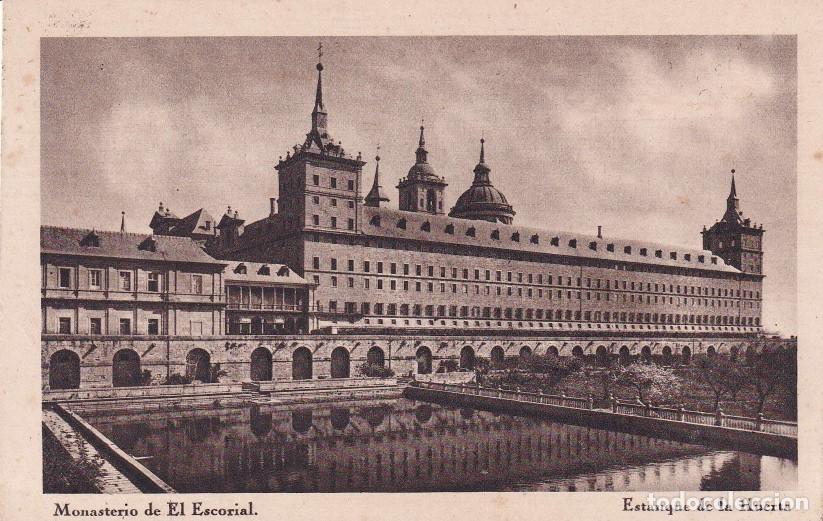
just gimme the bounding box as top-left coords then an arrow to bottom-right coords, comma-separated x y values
702,170 -> 764,275
397,126 -> 448,214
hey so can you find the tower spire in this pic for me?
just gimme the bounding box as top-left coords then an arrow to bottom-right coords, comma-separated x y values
415,125 -> 428,164
729,169 -> 737,198
479,137 -> 485,164
365,145 -> 389,207
120,211 -> 126,233
311,42 -> 327,133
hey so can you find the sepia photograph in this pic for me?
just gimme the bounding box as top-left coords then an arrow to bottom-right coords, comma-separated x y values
36,34 -> 799,495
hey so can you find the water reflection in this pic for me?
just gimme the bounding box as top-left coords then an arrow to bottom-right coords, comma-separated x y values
85,398 -> 797,493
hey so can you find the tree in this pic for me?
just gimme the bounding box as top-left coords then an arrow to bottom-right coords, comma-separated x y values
748,342 -> 796,415
694,354 -> 739,412
612,363 -> 681,405
518,353 -> 583,387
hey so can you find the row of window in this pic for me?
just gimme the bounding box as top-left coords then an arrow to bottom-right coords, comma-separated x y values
56,316 -> 160,335
54,267 -> 205,294
311,174 -> 355,191
323,301 -> 761,326
309,258 -> 760,299
311,195 -> 355,208
310,215 -> 356,230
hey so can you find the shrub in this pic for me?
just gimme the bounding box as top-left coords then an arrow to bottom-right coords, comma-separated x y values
162,373 -> 192,385
611,363 -> 682,405
139,369 -> 154,386
436,359 -> 459,373
359,362 -> 395,378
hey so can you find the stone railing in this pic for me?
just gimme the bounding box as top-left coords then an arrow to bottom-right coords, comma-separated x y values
250,376 -> 398,393
414,372 -> 476,385
43,382 -> 244,403
413,381 -> 797,438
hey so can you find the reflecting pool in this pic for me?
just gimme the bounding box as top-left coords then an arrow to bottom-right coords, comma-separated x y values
83,398 -> 797,492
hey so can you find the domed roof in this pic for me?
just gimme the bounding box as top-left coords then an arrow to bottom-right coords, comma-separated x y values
448,139 -> 515,225
408,161 -> 437,179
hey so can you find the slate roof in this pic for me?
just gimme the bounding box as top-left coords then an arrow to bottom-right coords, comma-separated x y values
362,206 -> 741,275
41,226 -> 225,266
172,208 -> 217,237
224,261 -> 311,286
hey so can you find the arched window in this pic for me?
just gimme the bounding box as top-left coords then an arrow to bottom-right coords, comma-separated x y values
186,348 -> 211,383
681,346 -> 692,365
416,346 -> 433,374
459,346 -> 475,370
490,346 -> 504,369
641,346 -> 652,364
292,347 -> 313,380
250,347 -> 273,381
49,350 -> 80,390
619,346 -> 631,366
367,346 -> 385,367
330,347 -> 350,378
112,349 -> 141,387
596,345 -> 609,367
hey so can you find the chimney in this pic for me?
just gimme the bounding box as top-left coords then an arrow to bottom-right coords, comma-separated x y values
270,197 -> 277,217
597,225 -> 602,239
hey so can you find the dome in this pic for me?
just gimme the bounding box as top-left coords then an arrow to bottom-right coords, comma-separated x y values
407,161 -> 437,180
448,139 -> 515,225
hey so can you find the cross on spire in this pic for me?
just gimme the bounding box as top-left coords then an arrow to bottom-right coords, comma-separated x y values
318,41 -> 323,61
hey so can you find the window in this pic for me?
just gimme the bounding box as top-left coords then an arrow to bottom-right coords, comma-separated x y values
119,318 -> 131,335
89,318 -> 102,335
347,259 -> 355,271
330,258 -> 338,270
312,215 -> 320,226
364,261 -> 370,272
330,217 -> 337,228
331,198 -> 337,207
313,257 -> 320,269
191,275 -> 203,294
347,219 -> 354,230
58,268 -> 71,288
58,317 -> 71,334
313,175 -> 319,185
313,196 -> 320,204
147,272 -> 160,292
331,276 -> 338,287
348,277 -> 354,288
147,319 -> 159,335
89,269 -> 101,289
377,262 -> 384,273
348,200 -> 354,209
347,180 -> 355,191
330,177 -> 337,188
119,271 -> 132,291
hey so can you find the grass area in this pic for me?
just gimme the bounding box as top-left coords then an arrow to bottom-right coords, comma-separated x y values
42,424 -> 103,493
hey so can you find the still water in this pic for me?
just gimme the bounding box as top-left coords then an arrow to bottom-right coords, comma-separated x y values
85,398 -> 796,493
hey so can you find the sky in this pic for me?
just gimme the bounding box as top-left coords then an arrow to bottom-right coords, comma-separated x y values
40,36 -> 796,335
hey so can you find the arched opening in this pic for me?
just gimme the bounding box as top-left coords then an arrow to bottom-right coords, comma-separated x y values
572,346 -> 584,359
519,346 -> 532,359
641,346 -> 652,364
330,347 -> 350,378
49,350 -> 80,390
662,346 -> 673,365
415,346 -> 433,374
681,346 -> 692,365
490,346 -> 504,369
112,349 -> 141,387
330,408 -> 350,430
367,346 -> 385,367
619,346 -> 631,366
250,405 -> 272,437
546,346 -> 559,358
186,348 -> 211,383
415,404 -> 433,423
729,346 -> 739,362
459,346 -> 475,370
362,406 -> 388,428
707,345 -> 716,358
292,347 -> 313,380
426,189 -> 437,213
596,345 -> 609,367
292,410 -> 313,433
460,408 -> 474,419
250,347 -> 273,381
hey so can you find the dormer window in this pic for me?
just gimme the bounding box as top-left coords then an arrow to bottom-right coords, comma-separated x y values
550,236 -> 559,246
80,230 -> 100,248
606,243 -> 615,252
670,252 -> 677,260
684,253 -> 691,261
530,234 -> 539,244
397,218 -> 407,229
491,230 -> 500,240
639,248 -> 647,256
277,266 -> 290,277
258,265 -> 271,276
234,263 -> 247,274
698,255 -> 705,263
421,221 -> 431,232
370,215 -> 381,227
711,257 -> 718,265
138,236 -> 157,252
568,239 -> 577,248
466,227 -> 476,237
511,232 -> 520,242
445,223 -> 454,234
589,241 -> 597,250
655,249 -> 663,258
204,221 -> 211,231
624,246 -> 632,254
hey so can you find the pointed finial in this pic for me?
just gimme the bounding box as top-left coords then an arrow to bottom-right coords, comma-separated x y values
480,138 -> 486,163
418,125 -> 425,147
120,211 -> 126,233
376,143 -> 381,163
316,41 -> 324,71
730,169 -> 737,198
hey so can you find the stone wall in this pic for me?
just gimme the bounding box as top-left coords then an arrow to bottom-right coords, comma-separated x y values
42,333 -> 775,390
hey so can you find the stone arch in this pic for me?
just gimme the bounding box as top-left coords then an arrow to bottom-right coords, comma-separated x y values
519,346 -> 532,358
49,349 -> 80,390
707,345 -> 716,358
416,346 -> 433,374
619,346 -> 631,366
545,346 -> 559,358
112,348 -> 141,387
490,346 -> 504,369
459,346 -> 475,370
595,345 -> 609,367
415,404 -> 433,423
729,345 -> 739,362
250,346 -> 273,381
330,347 -> 350,378
745,344 -> 756,366
330,408 -> 350,430
681,346 -> 692,365
292,346 -> 313,380
641,345 -> 652,364
572,346 -> 584,359
662,346 -> 673,365
292,410 -> 313,433
186,348 -> 211,383
367,346 -> 385,367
